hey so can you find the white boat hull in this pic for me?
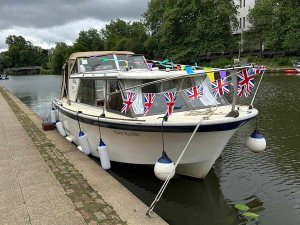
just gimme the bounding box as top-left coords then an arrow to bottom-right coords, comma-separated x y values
55,104 -> 253,178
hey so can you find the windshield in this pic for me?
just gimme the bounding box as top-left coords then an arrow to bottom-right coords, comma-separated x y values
78,54 -> 117,72
116,54 -> 148,70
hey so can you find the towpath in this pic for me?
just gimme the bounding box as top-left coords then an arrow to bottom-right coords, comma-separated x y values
0,86 -> 166,225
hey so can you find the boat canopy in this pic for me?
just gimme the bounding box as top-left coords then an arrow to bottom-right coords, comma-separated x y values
68,51 -> 135,60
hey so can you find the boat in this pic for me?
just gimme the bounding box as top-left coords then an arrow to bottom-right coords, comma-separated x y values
292,60 -> 300,73
0,74 -> 9,80
52,51 -> 259,179
285,69 -> 298,75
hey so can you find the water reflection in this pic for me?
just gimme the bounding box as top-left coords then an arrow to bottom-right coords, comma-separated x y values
103,161 -> 241,225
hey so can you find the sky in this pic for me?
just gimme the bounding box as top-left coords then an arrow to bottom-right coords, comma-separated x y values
0,0 -> 148,52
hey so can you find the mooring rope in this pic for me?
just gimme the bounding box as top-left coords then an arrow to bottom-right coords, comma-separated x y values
146,107 -> 216,216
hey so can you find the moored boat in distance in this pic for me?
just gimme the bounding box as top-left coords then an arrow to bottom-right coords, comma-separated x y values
292,60 -> 300,73
52,51 -> 260,179
0,74 -> 9,80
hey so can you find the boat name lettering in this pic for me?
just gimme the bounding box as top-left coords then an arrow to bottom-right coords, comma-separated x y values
113,130 -> 140,137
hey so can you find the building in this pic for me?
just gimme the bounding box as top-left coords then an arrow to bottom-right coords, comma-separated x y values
234,0 -> 256,34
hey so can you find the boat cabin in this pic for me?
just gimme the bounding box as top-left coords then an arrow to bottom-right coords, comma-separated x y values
61,51 -> 228,118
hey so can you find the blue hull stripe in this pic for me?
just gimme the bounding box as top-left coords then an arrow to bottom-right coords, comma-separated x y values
57,107 -> 253,133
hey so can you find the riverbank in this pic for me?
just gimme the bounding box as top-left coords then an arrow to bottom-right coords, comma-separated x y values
0,86 -> 166,225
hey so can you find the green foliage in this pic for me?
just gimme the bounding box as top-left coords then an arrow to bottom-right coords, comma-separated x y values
234,203 -> 260,222
206,58 -> 233,68
102,19 -> 148,54
144,0 -> 238,62
48,42 -> 70,75
245,0 -> 300,51
247,56 -> 295,67
2,35 -> 48,68
234,204 -> 250,211
242,212 -> 259,221
72,29 -> 104,52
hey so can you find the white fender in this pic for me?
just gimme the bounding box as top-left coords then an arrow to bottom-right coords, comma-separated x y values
154,152 -> 175,181
79,131 -> 91,155
247,129 -> 266,153
50,108 -> 56,124
97,138 -> 111,170
56,121 -> 66,137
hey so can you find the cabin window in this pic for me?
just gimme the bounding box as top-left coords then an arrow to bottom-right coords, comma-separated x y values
120,79 -> 192,116
95,80 -> 106,107
106,80 -> 123,113
70,62 -> 77,74
76,79 -> 96,106
116,55 -> 148,70
78,55 -> 116,72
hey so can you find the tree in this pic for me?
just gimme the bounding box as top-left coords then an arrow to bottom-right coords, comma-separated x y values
102,19 -> 148,54
245,0 -> 300,52
4,35 -> 48,67
72,28 -> 104,52
143,0 -> 238,62
49,42 -> 70,74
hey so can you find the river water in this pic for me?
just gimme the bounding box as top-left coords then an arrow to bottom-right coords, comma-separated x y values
1,74 -> 300,225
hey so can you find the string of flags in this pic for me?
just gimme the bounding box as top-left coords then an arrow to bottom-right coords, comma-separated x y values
121,68 -> 265,115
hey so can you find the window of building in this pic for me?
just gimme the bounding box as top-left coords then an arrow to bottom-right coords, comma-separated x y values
244,0 -> 245,7
243,17 -> 245,28
240,18 -> 242,29
240,0 -> 242,8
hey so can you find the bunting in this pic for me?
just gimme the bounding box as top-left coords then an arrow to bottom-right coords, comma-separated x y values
204,67 -> 215,82
237,69 -> 255,97
121,92 -> 137,113
186,85 -> 203,101
118,67 -> 264,116
143,93 -> 156,116
211,77 -> 229,98
164,92 -> 177,116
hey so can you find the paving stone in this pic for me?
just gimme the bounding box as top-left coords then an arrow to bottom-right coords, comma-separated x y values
0,189 -> 25,210
32,210 -> 86,225
0,204 -> 31,225
103,207 -> 112,214
22,181 -> 65,205
96,198 -> 105,205
19,170 -> 57,188
27,195 -> 75,222
94,211 -> 106,221
0,176 -> 20,192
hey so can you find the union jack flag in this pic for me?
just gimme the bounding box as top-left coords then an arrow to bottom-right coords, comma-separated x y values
237,85 -> 251,97
186,85 -> 203,101
259,65 -> 266,73
143,93 -> 156,116
164,92 -> 177,116
121,91 -> 137,113
211,77 -> 229,98
237,69 -> 255,97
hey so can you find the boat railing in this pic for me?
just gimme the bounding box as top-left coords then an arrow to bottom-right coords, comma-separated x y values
106,66 -> 253,96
